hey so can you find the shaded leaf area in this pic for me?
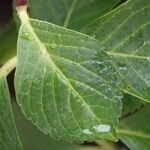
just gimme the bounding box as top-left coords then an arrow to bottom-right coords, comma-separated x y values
0,19 -> 17,64
28,0 -> 120,30
84,0 -> 150,102
12,101 -> 78,150
96,140 -> 119,150
121,93 -> 144,117
118,105 -> 150,150
15,19 -> 122,142
78,147 -> 100,150
0,0 -> 13,28
0,75 -> 22,150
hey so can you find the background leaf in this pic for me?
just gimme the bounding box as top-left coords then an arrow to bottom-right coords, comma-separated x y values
28,0 -> 121,30
0,19 -> 17,64
0,75 -> 22,150
118,105 -> 150,150
12,101 -> 79,150
15,18 -> 122,142
121,93 -> 144,117
84,0 -> 150,102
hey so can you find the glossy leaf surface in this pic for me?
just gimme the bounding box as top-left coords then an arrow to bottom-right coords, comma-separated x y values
15,18 -> 122,142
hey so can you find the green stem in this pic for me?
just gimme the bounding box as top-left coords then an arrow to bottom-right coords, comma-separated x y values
117,129 -> 150,139
0,56 -> 17,77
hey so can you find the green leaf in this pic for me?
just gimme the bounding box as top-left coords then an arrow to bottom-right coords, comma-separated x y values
0,75 -> 22,149
121,93 -> 144,117
84,0 -> 150,102
117,105 -> 150,150
0,19 -> 17,64
78,147 -> 100,150
28,0 -> 121,30
97,140 -> 118,150
12,101 -> 78,150
15,16 -> 122,142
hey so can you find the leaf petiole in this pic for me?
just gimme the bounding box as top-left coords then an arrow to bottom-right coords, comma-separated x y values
0,56 -> 17,77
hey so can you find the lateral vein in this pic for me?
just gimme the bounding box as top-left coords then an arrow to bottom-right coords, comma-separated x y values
107,51 -> 149,60
63,0 -> 78,27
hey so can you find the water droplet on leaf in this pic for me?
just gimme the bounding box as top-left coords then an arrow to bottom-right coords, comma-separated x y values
93,124 -> 111,133
83,129 -> 93,135
50,42 -> 57,48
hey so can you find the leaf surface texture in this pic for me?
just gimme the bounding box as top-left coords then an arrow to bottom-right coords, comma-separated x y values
118,105 -> 150,150
15,19 -> 122,142
85,0 -> 150,102
0,75 -> 22,150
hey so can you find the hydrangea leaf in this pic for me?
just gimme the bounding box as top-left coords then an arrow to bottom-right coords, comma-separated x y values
15,16 -> 122,142
0,74 -> 22,150
118,105 -> 150,150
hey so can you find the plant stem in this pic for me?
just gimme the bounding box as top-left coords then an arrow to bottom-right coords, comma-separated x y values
0,56 -> 17,77
117,128 -> 150,139
16,5 -> 29,23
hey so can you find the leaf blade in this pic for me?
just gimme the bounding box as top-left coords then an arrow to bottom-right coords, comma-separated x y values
118,105 -> 150,150
28,0 -> 121,30
0,75 -> 22,150
15,18 -> 122,142
13,101 -> 79,150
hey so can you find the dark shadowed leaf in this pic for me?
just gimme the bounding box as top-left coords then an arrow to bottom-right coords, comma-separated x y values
121,93 -> 144,117
0,73 -> 22,149
0,19 -> 17,64
118,105 -> 150,150
12,101 -> 78,150
28,0 -> 120,30
84,0 -> 150,102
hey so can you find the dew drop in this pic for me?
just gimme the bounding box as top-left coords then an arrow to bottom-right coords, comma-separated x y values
50,42 -> 57,48
118,66 -> 127,71
22,32 -> 34,41
93,124 -> 111,133
24,92 -> 29,96
92,35 -> 96,38
104,96 -> 107,99
144,41 -> 147,45
83,129 -> 93,135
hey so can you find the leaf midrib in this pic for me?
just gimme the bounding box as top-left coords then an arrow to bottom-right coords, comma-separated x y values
63,0 -> 78,27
